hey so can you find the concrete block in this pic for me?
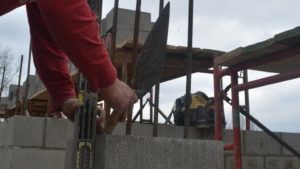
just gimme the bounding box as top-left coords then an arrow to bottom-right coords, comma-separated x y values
10,148 -> 65,169
281,132 -> 300,155
245,130 -> 281,155
95,135 -> 224,169
0,148 -> 13,169
265,157 -> 300,169
0,118 -> 15,147
45,118 -> 74,149
225,155 -> 264,169
12,116 -> 45,147
112,123 -> 215,140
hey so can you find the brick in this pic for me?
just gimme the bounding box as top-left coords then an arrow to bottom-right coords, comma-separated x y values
12,116 -> 45,147
225,155 -> 264,169
11,148 -> 65,169
281,132 -> 300,155
245,130 -> 281,155
45,118 -> 73,149
265,157 -> 300,169
94,135 -> 224,169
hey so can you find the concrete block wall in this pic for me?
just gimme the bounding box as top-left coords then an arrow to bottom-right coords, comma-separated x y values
223,131 -> 300,169
0,116 -> 73,169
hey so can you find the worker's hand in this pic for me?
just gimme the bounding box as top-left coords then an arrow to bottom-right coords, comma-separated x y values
99,78 -> 138,116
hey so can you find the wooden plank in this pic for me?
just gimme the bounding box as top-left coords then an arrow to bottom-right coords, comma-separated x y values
214,26 -> 300,73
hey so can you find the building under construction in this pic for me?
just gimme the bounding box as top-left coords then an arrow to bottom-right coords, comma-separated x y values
1,1 -> 300,169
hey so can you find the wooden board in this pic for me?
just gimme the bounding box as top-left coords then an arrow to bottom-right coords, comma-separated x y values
214,26 -> 300,73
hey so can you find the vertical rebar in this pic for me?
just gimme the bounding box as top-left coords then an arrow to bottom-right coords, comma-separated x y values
98,0 -> 103,33
126,0 -> 142,135
243,70 -> 250,130
23,42 -> 32,115
139,98 -> 143,122
110,0 -> 119,63
184,0 -> 193,139
149,89 -> 153,122
15,55 -> 24,115
0,66 -> 6,102
153,0 -> 164,137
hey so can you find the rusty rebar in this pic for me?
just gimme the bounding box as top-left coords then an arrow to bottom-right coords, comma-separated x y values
126,0 -> 142,135
0,66 -> 6,102
110,0 -> 119,63
15,55 -> 24,115
23,42 -> 32,115
153,0 -> 164,137
184,0 -> 194,139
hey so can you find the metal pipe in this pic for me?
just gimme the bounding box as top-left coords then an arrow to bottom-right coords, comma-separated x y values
23,42 -> 32,115
98,0 -> 103,33
214,66 -> 222,140
0,66 -> 6,102
224,144 -> 234,151
233,68 -> 300,92
126,0 -> 142,135
231,72 -> 242,169
15,55 -> 24,115
110,0 -> 119,62
184,0 -> 193,139
153,0 -> 164,137
243,70 -> 250,130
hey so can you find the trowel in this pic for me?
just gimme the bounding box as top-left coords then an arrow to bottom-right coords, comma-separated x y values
104,2 -> 170,134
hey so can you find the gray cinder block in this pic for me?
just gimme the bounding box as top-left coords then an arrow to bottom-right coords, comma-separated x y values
45,118 -> 74,149
265,157 -> 300,169
95,135 -> 224,169
225,156 -> 264,169
10,148 -> 65,169
0,116 -> 44,148
245,130 -> 281,155
281,132 -> 300,155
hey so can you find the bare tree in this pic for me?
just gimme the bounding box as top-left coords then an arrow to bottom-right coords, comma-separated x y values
0,47 -> 18,97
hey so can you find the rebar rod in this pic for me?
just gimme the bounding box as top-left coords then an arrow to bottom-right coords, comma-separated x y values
153,0 -> 164,137
126,0 -> 142,135
23,42 -> 32,115
0,66 -> 6,102
110,0 -> 119,63
184,0 -> 193,139
15,55 -> 24,115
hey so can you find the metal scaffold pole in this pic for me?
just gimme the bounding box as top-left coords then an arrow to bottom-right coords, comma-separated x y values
111,0 -> 119,63
184,0 -> 193,139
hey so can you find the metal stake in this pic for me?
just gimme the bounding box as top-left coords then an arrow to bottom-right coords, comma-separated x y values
184,0 -> 193,139
15,55 -> 24,115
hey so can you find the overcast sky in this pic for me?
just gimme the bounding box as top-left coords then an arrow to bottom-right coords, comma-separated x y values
1,0 -> 300,132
